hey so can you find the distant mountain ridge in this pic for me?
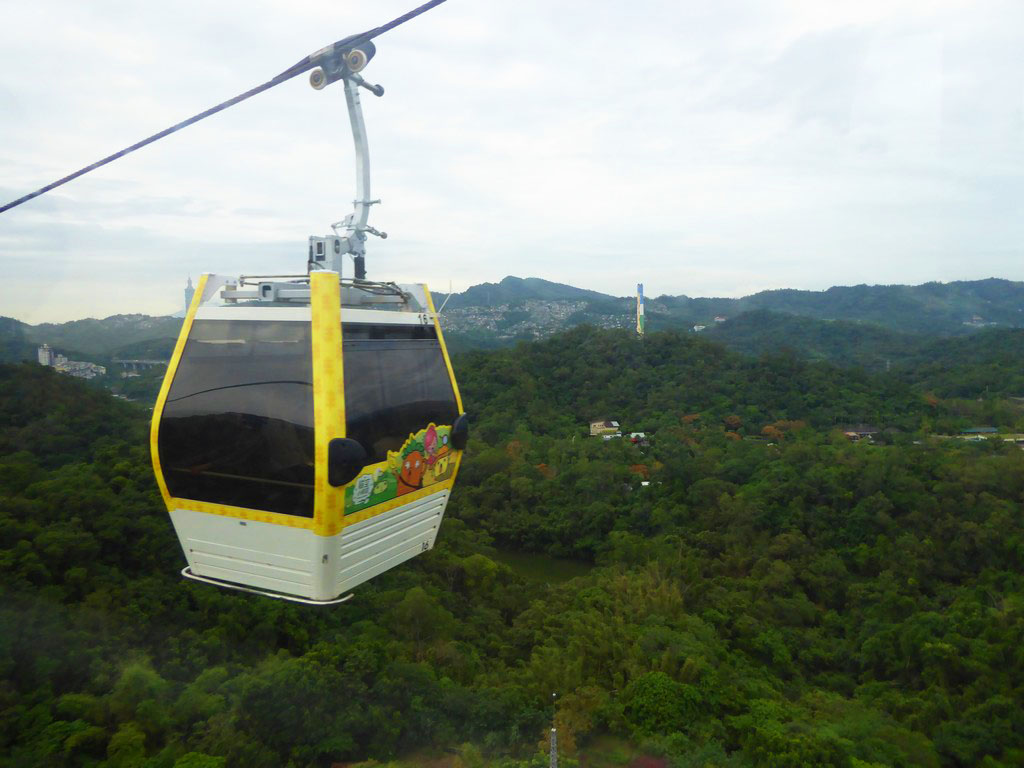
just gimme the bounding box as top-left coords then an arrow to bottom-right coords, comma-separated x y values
0,314 -> 183,364
438,276 -> 615,308
439,276 -> 1024,346
3,277 -> 1022,364
685,278 -> 1024,334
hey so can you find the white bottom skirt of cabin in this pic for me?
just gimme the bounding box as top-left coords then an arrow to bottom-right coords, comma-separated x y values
169,488 -> 450,602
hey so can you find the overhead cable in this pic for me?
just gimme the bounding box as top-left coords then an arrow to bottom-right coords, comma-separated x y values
0,0 -> 447,214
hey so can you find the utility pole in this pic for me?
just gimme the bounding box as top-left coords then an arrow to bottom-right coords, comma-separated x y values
550,692 -> 558,768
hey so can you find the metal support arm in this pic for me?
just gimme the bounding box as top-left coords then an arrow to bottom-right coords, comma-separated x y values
308,50 -> 387,281
341,77 -> 372,279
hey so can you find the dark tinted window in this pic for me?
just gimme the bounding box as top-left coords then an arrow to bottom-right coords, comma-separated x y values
158,320 -> 314,517
343,323 -> 459,464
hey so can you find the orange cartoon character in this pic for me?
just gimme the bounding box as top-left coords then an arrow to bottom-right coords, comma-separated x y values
396,450 -> 425,495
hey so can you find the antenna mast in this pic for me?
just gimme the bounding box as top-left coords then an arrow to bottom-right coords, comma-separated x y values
549,692 -> 558,768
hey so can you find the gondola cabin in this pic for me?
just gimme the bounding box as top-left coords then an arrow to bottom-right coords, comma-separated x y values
0,20 -> 474,602
152,271 -> 467,603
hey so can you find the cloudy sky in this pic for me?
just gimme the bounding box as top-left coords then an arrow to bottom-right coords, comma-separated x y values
1,0 -> 1022,322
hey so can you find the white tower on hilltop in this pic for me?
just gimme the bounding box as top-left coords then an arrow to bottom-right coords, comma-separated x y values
184,276 -> 195,314
636,283 -> 645,336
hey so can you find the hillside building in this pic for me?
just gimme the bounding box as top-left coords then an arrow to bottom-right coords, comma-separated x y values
841,424 -> 880,441
37,344 -> 106,379
590,419 -> 621,437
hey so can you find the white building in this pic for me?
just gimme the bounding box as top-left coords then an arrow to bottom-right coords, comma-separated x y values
38,344 -> 105,379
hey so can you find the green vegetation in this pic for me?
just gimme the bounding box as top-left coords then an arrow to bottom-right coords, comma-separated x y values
705,313 -> 1024,399
489,550 -> 592,583
704,311 -> 921,371
2,322 -> 1024,767
22,315 -> 183,358
897,329 -> 1024,398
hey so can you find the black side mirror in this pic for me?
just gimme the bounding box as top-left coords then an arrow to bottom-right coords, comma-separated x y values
328,438 -> 367,487
451,413 -> 469,451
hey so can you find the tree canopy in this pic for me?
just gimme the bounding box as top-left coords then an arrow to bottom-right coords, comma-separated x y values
1,322 -> 1023,767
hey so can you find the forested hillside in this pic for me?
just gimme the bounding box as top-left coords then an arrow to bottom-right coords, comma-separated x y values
686,278 -> 1024,335
437,276 -> 1024,343
703,312 -> 920,371
897,329 -> 1024,398
456,326 -> 1024,439
0,318 -> 36,364
24,316 -> 183,357
703,315 -> 1024,397
1,326 -> 1023,768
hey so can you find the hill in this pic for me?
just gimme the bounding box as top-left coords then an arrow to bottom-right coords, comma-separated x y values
703,310 -> 920,371
0,317 -> 36,363
438,276 -> 1024,348
701,313 -> 1024,399
2,331 -> 1024,766
899,327 -> 1024,398
6,276 -> 1023,363
24,314 -> 183,357
0,313 -> 181,371
725,278 -> 1024,334
437,275 -> 614,308
454,324 -> 1024,441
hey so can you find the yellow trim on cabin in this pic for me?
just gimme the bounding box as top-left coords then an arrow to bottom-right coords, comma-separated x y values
426,284 -> 465,495
425,284 -> 464,414
341,476 -> 458,527
447,440 -> 464,501
332,284 -> 465,529
151,274 -> 209,508
165,478 -> 453,532
311,271 -> 346,537
168,496 -> 316,529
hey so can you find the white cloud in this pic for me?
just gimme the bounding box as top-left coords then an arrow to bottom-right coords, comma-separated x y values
0,0 -> 1022,321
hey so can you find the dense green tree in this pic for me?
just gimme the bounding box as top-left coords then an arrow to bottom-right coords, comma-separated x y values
2,323 -> 1024,768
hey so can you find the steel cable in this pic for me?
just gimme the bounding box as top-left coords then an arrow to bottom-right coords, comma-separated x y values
0,0 -> 447,214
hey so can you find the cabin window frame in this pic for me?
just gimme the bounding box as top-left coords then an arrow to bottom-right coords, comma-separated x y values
341,322 -> 459,466
158,319 -> 315,517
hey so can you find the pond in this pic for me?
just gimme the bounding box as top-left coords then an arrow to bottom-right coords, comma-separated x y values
491,549 -> 593,583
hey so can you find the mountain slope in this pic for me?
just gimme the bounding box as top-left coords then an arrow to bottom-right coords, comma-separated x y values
438,275 -> 614,308
0,317 -> 35,363
439,276 -> 1024,348
704,310 -> 922,371
24,314 -> 183,356
7,277 -> 1024,363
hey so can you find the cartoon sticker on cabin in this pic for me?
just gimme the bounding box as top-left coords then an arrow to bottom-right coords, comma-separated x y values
344,423 -> 455,514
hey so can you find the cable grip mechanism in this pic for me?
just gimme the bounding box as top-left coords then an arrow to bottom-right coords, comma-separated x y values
309,42 -> 384,96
